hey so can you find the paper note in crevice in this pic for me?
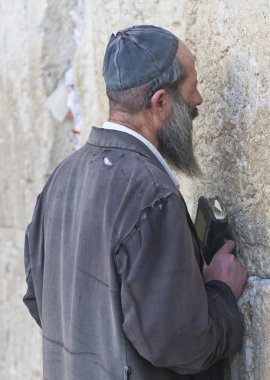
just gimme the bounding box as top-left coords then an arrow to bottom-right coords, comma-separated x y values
45,83 -> 69,122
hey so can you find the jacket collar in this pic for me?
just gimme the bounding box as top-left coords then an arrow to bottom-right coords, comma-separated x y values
87,127 -> 179,187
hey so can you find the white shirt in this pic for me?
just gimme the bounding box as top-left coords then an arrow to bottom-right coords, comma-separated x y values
102,121 -> 179,188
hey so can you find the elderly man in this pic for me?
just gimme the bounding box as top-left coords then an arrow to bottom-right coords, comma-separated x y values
24,25 -> 247,380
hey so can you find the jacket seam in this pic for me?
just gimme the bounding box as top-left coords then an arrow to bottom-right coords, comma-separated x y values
115,191 -> 175,253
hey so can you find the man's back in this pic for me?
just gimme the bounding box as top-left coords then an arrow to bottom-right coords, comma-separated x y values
24,128 -> 244,380
24,128 -> 180,379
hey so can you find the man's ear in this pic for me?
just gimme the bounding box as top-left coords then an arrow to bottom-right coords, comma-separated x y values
149,89 -> 172,122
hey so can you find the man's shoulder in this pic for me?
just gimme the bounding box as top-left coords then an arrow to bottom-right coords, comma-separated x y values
40,140 -> 178,208
116,148 -> 178,194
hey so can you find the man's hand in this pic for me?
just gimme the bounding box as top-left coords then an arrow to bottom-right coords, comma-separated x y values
203,240 -> 247,300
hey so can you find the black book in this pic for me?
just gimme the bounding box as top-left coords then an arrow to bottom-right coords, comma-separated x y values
194,196 -> 228,265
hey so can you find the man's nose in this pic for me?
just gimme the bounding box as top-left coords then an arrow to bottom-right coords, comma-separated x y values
194,90 -> 203,107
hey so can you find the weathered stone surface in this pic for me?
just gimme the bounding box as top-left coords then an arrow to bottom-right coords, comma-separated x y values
0,1 -> 83,379
225,278 -> 270,380
0,229 -> 42,380
188,0 -> 270,280
0,0 -> 78,229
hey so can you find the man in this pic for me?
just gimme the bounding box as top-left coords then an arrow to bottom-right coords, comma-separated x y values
24,25 -> 247,379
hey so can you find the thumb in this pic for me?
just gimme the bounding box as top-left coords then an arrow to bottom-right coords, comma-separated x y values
217,240 -> 235,254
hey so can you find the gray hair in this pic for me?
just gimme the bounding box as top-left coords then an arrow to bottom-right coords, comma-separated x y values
107,57 -> 184,114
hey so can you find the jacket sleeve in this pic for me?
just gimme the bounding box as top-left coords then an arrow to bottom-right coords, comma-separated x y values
117,193 -> 243,375
23,195 -> 42,328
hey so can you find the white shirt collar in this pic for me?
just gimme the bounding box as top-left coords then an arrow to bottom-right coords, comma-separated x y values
102,121 -> 180,188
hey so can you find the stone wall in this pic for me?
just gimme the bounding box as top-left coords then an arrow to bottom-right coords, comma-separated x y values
0,1 -> 82,378
1,0 -> 270,379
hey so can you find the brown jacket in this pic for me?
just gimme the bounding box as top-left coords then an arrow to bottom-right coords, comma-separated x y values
24,127 -> 243,380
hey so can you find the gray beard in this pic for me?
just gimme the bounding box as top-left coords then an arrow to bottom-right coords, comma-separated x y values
158,94 -> 202,178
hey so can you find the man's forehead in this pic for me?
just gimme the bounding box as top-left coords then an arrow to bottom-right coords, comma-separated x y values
177,41 -> 196,64
174,44 -> 196,82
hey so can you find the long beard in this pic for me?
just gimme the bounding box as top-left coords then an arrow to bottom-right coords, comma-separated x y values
158,94 -> 202,178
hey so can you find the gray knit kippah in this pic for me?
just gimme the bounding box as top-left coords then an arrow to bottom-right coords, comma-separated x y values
103,25 -> 179,92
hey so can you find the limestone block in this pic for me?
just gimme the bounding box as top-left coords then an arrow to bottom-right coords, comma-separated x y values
0,2 -> 83,376
0,230 -> 42,380
0,0 -> 79,229
226,278 -> 270,380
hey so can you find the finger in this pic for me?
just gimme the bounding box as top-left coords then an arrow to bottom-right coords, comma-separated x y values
218,240 -> 235,254
203,263 -> 208,271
